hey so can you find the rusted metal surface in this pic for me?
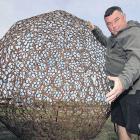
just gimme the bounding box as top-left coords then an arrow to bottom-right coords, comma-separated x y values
0,10 -> 110,140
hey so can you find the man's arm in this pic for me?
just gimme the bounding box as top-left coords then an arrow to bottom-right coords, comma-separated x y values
91,26 -> 108,46
118,33 -> 140,90
86,21 -> 108,46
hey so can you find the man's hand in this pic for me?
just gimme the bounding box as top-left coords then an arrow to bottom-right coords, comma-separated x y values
106,76 -> 124,104
86,21 -> 95,31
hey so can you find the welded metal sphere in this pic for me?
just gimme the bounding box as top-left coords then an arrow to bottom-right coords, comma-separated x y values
0,10 -> 110,140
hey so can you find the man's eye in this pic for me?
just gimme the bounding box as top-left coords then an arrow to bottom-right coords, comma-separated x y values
107,23 -> 112,26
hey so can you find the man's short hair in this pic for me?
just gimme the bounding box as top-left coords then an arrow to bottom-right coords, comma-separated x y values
104,6 -> 123,18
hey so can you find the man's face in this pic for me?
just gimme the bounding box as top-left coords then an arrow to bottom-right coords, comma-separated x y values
104,10 -> 127,35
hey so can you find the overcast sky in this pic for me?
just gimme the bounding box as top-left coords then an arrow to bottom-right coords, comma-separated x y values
0,0 -> 140,38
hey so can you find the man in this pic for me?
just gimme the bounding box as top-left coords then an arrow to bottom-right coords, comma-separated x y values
88,6 -> 140,140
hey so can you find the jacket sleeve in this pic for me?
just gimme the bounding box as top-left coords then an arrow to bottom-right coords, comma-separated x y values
91,26 -> 108,46
118,29 -> 140,90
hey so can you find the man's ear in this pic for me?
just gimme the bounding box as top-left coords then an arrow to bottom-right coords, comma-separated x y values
123,13 -> 126,19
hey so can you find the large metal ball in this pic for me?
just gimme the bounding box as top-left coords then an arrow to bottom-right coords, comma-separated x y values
0,10 -> 110,140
